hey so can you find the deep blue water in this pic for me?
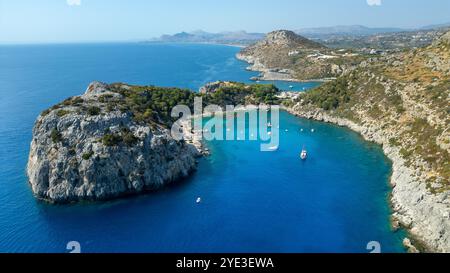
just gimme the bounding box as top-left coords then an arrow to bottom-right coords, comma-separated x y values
0,43 -> 404,253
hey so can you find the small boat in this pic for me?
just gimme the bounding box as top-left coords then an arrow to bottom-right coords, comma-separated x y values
196,197 -> 202,204
289,85 -> 294,89
268,131 -> 272,136
268,122 -> 272,127
300,129 -> 304,132
311,129 -> 315,133
300,147 -> 308,160
285,129 -> 289,132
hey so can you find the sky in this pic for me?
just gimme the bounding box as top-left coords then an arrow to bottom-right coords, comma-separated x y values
0,0 -> 449,44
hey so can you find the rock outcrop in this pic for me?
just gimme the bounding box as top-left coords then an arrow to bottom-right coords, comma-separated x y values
27,82 -> 201,203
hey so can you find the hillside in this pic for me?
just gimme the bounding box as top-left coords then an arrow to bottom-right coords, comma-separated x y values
237,30 -> 367,81
284,31 -> 450,252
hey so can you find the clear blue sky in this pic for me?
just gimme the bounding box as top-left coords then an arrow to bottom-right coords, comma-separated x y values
1,0 -> 449,43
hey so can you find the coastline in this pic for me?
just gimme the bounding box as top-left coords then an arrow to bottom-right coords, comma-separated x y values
234,42 -> 449,252
143,41 -> 247,48
235,52 -> 334,83
283,105 -> 450,253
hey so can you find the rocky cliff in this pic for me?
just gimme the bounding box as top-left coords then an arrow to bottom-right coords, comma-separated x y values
237,30 -> 365,82
283,31 -> 450,252
27,82 -> 201,203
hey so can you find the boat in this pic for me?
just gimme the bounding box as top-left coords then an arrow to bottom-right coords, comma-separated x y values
289,85 -> 294,89
300,147 -> 308,160
196,197 -> 202,204
268,122 -> 272,127
311,129 -> 315,133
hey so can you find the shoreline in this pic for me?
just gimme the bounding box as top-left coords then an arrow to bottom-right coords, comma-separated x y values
282,105 -> 449,253
235,52 -> 334,83
143,41 -> 247,48
234,43 -> 449,252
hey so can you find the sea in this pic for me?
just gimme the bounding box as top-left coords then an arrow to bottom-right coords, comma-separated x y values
0,42 -> 405,253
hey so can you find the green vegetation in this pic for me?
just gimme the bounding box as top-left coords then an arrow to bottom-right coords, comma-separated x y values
82,151 -> 94,160
104,82 -> 279,127
101,128 -> 138,147
101,133 -> 123,147
207,83 -> 279,107
302,76 -> 351,110
87,106 -> 101,116
50,129 -> 62,143
121,128 -> 139,146
56,110 -> 70,117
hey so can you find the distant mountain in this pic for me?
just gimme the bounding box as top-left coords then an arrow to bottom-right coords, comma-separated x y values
296,25 -> 404,38
147,23 -> 450,46
419,22 -> 450,30
150,30 -> 265,45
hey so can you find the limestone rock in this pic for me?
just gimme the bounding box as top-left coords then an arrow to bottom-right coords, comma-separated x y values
27,82 -> 201,203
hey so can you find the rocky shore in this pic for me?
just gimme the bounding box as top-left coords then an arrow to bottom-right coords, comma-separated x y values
27,82 -> 203,203
284,105 -> 450,252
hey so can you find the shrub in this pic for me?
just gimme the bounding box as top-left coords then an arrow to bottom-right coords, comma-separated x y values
102,133 -> 122,146
82,151 -> 94,160
56,110 -> 70,117
121,129 -> 139,146
50,129 -> 62,143
87,106 -> 101,116
71,97 -> 84,105
41,109 -> 51,117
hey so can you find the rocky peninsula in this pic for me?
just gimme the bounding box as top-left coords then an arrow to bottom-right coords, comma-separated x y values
236,30 -> 365,82
27,82 -> 203,203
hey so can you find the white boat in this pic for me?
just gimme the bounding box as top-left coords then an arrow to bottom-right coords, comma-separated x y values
300,147 -> 308,160
268,122 -> 272,127
311,129 -> 315,133
268,131 -> 272,136
289,85 -> 294,89
196,197 -> 202,204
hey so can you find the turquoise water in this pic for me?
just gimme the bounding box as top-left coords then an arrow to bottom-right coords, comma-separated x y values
0,43 -> 404,253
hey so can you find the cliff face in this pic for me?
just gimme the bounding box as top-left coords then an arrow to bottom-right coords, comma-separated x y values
284,31 -> 450,252
237,30 -> 364,82
27,82 -> 201,203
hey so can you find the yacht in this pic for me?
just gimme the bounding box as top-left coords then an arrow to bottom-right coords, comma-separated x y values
300,148 -> 308,160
